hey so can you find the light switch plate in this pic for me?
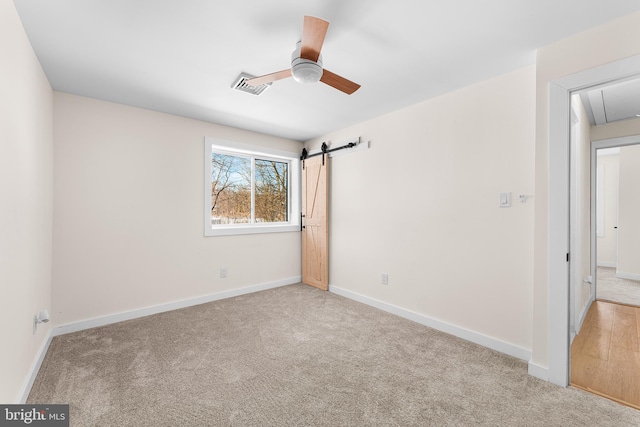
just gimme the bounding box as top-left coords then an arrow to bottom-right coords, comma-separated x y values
499,192 -> 511,207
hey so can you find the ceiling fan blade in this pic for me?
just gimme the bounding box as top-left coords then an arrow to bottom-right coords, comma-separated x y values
245,69 -> 292,87
300,16 -> 329,62
320,69 -> 361,95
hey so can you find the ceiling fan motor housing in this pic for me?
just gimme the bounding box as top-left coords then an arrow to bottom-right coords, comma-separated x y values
291,41 -> 323,84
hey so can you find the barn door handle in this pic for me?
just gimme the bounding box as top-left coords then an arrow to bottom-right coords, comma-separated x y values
301,213 -> 305,231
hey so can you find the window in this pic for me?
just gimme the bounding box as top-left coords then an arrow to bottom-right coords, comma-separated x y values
204,138 -> 300,236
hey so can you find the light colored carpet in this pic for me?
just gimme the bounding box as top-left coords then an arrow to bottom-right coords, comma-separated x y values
598,267 -> 640,307
28,284 -> 640,426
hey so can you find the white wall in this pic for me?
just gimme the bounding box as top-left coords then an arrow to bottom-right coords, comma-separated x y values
591,117 -> 640,141
0,0 -> 53,403
306,66 -> 535,354
570,95 -> 592,331
596,153 -> 619,267
53,93 -> 302,326
533,10 -> 640,371
617,145 -> 640,279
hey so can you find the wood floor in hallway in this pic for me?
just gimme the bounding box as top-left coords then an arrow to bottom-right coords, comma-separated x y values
571,300 -> 640,410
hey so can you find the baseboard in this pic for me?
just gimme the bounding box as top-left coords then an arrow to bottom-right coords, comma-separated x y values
528,361 -> 549,381
597,261 -> 616,268
576,297 -> 593,335
17,328 -> 53,403
616,271 -> 640,281
328,285 -> 532,362
53,276 -> 301,337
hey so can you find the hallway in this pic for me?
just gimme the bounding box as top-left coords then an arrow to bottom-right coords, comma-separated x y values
571,301 -> 640,409
597,267 -> 640,307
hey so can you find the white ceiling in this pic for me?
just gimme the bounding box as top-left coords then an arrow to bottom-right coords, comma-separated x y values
13,0 -> 640,142
581,78 -> 640,125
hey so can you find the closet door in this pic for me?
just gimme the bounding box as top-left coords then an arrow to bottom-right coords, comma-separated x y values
301,155 -> 328,290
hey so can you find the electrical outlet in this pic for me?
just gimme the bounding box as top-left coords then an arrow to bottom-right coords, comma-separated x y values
381,273 -> 388,285
220,268 -> 227,278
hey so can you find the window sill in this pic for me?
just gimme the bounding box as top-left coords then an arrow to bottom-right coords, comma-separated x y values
204,224 -> 300,237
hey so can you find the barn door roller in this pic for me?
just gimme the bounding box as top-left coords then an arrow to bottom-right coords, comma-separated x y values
300,140 -> 358,169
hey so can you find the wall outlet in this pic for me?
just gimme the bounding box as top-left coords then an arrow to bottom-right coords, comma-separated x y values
381,273 -> 388,285
220,268 -> 227,278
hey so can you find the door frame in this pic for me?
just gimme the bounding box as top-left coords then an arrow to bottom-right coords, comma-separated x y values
591,136 -> 640,303
548,54 -> 640,387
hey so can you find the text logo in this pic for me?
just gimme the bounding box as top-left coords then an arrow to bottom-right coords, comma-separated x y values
0,405 -> 68,426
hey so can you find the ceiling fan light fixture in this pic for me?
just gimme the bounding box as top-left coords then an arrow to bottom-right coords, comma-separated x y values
290,40 -> 323,84
245,18 -> 360,94
291,59 -> 323,84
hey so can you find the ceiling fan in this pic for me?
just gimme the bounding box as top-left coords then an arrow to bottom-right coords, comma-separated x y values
246,16 -> 361,95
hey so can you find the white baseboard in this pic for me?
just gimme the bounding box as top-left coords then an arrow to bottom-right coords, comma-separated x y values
17,328 -> 54,403
616,271 -> 640,281
528,361 -> 549,381
597,261 -> 616,268
53,276 -> 301,337
576,297 -> 593,335
328,285 -> 532,362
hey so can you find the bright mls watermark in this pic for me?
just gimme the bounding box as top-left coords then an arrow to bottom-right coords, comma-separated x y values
0,405 -> 68,426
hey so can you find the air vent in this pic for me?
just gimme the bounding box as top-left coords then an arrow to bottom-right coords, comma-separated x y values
231,72 -> 272,96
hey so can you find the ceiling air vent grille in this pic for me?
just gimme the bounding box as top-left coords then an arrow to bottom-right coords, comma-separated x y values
231,72 -> 272,96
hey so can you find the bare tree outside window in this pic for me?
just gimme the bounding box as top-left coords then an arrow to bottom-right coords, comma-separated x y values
211,153 -> 289,225
255,159 -> 288,223
211,153 -> 250,224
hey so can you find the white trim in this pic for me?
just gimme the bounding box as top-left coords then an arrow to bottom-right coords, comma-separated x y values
207,138 -> 300,160
569,98 -> 579,338
204,223 -> 300,237
203,137 -> 301,237
528,361 -> 549,382
549,54 -> 640,387
17,328 -> 53,403
597,147 -> 620,156
548,82 -> 571,387
53,276 -> 301,337
592,136 -> 640,150
329,285 -> 531,361
591,139 -> 599,303
596,163 -> 605,237
597,261 -> 616,268
576,297 -> 593,336
616,271 -> 640,281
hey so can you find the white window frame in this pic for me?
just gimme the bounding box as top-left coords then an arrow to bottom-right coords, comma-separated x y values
203,137 -> 300,236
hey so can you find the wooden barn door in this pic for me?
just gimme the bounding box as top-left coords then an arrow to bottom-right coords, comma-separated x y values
301,155 -> 328,290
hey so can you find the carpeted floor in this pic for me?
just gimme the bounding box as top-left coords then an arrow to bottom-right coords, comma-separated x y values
28,284 -> 640,426
598,267 -> 640,307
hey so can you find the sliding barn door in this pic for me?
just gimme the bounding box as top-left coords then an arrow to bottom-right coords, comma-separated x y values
301,155 -> 328,290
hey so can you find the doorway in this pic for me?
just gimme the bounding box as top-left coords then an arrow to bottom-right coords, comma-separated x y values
547,53 -> 640,387
593,141 -> 640,307
567,80 -> 640,346
569,136 -> 640,409
568,88 -> 640,337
